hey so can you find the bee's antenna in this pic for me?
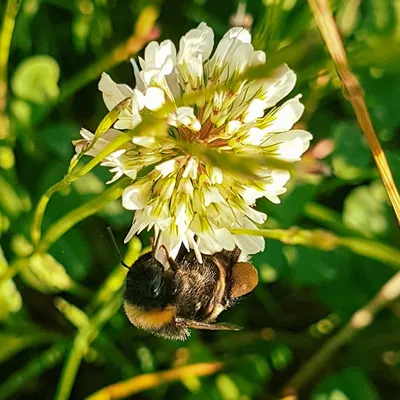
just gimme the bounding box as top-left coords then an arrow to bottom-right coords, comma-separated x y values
106,227 -> 130,269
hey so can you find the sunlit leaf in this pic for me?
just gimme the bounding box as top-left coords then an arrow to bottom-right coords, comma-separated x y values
0,247 -> 22,320
19,253 -> 72,293
343,181 -> 392,239
11,55 -> 60,104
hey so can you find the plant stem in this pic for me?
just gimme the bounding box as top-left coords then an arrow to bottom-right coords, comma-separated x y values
281,271 -> 400,396
0,0 -> 22,140
55,293 -> 122,400
35,177 -> 129,254
307,0 -> 400,225
230,227 -> 400,269
86,361 -> 224,400
0,343 -> 67,400
30,133 -> 132,245
54,235 -> 142,399
303,202 -> 361,237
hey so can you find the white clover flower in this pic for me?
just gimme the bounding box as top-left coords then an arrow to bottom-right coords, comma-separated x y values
75,23 -> 312,265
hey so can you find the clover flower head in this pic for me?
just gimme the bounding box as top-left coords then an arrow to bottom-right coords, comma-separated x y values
75,23 -> 312,265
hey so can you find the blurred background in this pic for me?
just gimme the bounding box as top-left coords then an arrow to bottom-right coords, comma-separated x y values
0,0 -> 400,399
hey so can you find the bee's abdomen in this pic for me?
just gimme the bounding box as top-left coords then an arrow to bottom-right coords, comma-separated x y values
173,251 -> 234,322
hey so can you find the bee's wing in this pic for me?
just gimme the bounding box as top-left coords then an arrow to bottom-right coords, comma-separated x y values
230,262 -> 259,299
182,320 -> 243,331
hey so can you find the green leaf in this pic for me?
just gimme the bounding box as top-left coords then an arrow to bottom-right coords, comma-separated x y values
49,228 -> 92,281
311,367 -> 380,400
343,181 -> 392,239
252,241 -> 288,283
216,374 -> 240,400
0,174 -> 26,218
12,55 -> 60,104
260,181 -> 319,227
356,70 -> 400,140
283,246 -> 345,286
317,255 -> 393,316
0,333 -> 49,365
332,122 -> 373,180
19,253 -> 72,293
40,123 -> 80,160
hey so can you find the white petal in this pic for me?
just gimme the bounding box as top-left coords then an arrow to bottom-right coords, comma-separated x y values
270,169 -> 291,187
262,64 -> 297,108
267,130 -> 313,161
143,40 -> 176,75
265,96 -> 304,132
130,58 -> 145,92
143,87 -> 165,110
124,217 -> 140,243
203,186 -> 225,206
155,159 -> 178,176
226,120 -> 242,135
250,50 -> 266,66
223,27 -> 251,43
98,73 -> 133,111
178,22 -> 214,62
80,127 -> 94,141
182,157 -> 199,179
241,127 -> 265,146
233,218 -> 265,254
144,42 -> 160,66
170,106 -> 201,131
158,40 -> 177,69
198,227 -> 236,255
243,99 -> 265,123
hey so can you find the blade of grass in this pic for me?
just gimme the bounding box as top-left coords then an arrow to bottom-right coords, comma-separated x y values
230,227 -> 400,269
54,238 -> 142,400
35,177 -> 129,254
54,293 -> 122,400
0,343 -> 67,400
307,0 -> 400,225
0,0 -> 22,140
86,362 -> 224,400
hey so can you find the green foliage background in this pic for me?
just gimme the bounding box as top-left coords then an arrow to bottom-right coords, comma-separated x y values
0,0 -> 400,399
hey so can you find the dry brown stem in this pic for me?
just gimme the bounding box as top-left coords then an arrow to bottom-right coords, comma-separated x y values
86,362 -> 224,400
281,270 -> 400,396
307,0 -> 400,225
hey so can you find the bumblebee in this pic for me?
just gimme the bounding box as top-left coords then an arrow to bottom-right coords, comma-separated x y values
107,229 -> 259,340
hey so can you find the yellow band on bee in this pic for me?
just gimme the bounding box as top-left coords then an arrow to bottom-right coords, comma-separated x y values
124,302 -> 176,329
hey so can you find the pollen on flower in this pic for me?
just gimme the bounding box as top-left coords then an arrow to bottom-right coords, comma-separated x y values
74,22 -> 312,266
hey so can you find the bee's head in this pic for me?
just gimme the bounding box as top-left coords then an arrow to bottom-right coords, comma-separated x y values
124,252 -> 174,310
123,252 -> 178,332
106,227 -> 178,332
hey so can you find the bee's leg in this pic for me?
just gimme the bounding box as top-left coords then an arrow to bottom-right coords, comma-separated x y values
160,245 -> 179,272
